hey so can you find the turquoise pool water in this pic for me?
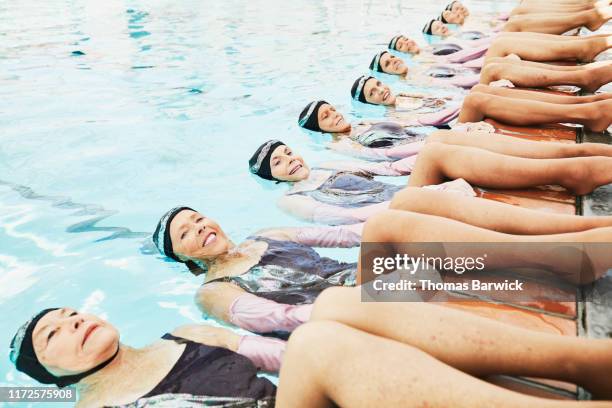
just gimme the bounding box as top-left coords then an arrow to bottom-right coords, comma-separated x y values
1,0 -> 512,405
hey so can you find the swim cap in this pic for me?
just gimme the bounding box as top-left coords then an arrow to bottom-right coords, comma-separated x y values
446,1 -> 457,11
369,51 -> 388,73
249,140 -> 285,181
439,12 -> 449,24
423,19 -> 435,35
298,100 -> 328,132
351,75 -> 373,104
153,206 -> 195,262
9,309 -> 120,388
388,35 -> 402,51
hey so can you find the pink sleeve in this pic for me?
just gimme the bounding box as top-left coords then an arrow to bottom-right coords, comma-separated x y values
417,106 -> 460,126
384,140 -> 425,160
230,293 -> 313,333
461,56 -> 484,69
450,73 -> 480,89
445,44 -> 488,64
237,335 -> 286,372
295,224 -> 362,247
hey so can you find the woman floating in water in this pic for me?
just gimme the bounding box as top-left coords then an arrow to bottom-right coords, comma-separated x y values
349,75 -> 461,124
351,75 -> 612,131
10,299 -> 612,406
371,48 -> 612,92
479,55 -> 612,93
368,50 -> 480,89
389,31 -> 612,69
248,138 -> 612,225
146,205 -> 612,338
298,100 -> 430,161
460,84 -> 612,132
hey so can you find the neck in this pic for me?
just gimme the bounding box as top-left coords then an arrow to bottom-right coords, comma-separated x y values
76,344 -> 138,396
202,241 -> 252,279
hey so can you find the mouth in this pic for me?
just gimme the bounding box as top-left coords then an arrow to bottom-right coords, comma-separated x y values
82,324 -> 99,347
289,163 -> 303,176
383,90 -> 390,102
203,232 -> 217,247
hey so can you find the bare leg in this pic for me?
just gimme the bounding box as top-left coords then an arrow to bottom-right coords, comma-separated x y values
427,129 -> 612,159
479,62 -> 612,92
390,186 -> 612,234
310,287 -> 612,399
278,321 -> 612,407
503,8 -> 612,34
484,57 -> 610,73
407,142 -> 612,195
486,36 -> 612,62
496,32 -> 611,41
511,3 -> 598,15
470,83 -> 612,104
458,92 -> 612,132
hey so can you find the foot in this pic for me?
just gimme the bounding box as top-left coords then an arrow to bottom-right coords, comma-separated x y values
585,6 -> 612,31
564,156 -> 612,195
580,339 -> 612,399
583,64 -> 612,92
583,100 -> 612,131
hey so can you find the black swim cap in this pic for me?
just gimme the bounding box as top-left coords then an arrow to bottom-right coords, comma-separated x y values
153,206 -> 195,262
298,100 -> 328,132
351,75 -> 373,104
423,19 -> 435,35
369,51 -> 388,73
9,308 -> 119,388
446,1 -> 457,11
388,35 -> 402,51
249,140 -> 286,181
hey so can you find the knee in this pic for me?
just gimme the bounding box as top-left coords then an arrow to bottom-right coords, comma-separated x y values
470,83 -> 491,94
311,287 -> 358,321
418,140 -> 447,159
502,19 -> 520,32
286,320 -> 346,362
425,129 -> 453,144
480,63 -> 505,83
389,186 -> 432,212
462,92 -> 490,112
361,210 -> 398,242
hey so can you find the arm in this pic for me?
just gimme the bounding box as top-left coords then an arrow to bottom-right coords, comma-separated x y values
317,156 -> 418,176
196,282 -> 313,334
277,194 -> 363,225
172,320 -> 286,372
327,138 -> 395,161
255,223 -> 364,248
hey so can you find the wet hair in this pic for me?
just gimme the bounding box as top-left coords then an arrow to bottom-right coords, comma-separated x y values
369,51 -> 388,73
298,100 -> 328,132
249,139 -> 286,181
351,75 -> 373,104
439,12 -> 449,24
423,19 -> 435,35
9,308 -> 119,387
388,35 -> 402,51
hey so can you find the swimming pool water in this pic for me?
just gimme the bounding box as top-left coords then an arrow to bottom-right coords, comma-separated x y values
1,0 -> 513,406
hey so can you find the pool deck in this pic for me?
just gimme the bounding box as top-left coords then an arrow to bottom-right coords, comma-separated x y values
453,56 -> 612,399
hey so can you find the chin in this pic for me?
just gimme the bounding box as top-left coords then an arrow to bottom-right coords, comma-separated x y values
297,168 -> 310,180
387,96 -> 396,106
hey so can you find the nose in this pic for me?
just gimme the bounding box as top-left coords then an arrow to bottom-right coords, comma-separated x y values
69,315 -> 84,332
197,225 -> 205,235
